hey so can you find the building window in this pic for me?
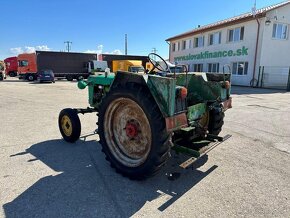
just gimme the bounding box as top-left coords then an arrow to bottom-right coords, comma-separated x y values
209,32 -> 221,45
208,63 -> 220,73
232,62 -> 248,75
172,43 -> 176,52
188,39 -> 192,49
272,23 -> 288,39
193,64 -> 203,72
177,42 -> 180,51
228,27 -> 244,42
194,36 -> 204,48
182,40 -> 186,50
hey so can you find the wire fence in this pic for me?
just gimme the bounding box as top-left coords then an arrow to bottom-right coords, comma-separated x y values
256,66 -> 290,91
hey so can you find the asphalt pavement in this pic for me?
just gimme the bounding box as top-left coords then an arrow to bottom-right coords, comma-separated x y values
0,78 -> 289,217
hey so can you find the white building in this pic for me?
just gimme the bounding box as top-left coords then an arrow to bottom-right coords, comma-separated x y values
166,1 -> 290,88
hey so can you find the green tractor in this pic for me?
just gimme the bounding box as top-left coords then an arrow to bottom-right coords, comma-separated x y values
58,53 -> 232,180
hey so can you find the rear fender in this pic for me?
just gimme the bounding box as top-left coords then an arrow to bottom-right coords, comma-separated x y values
110,71 -> 176,117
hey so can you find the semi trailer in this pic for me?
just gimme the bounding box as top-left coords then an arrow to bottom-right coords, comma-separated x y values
18,51 -> 99,81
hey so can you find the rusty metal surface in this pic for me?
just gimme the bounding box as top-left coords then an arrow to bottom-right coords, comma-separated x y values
187,103 -> 207,123
179,157 -> 197,169
147,75 -> 176,117
103,98 -> 152,167
165,113 -> 188,132
222,97 -> 233,111
175,72 -> 229,105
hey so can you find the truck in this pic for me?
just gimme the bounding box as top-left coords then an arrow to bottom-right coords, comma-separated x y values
98,54 -> 148,73
0,61 -> 6,80
58,53 -> 232,180
17,51 -> 99,81
4,56 -> 18,77
112,60 -> 145,73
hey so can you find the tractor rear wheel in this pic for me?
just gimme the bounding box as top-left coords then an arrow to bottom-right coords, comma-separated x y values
58,108 -> 81,143
208,108 -> 225,136
98,85 -> 170,180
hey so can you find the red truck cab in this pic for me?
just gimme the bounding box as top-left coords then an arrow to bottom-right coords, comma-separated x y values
4,56 -> 18,77
18,53 -> 37,81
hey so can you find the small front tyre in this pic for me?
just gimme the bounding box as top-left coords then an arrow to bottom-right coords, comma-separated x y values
58,108 -> 81,143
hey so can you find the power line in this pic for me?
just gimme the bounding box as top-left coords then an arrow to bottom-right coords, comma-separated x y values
64,41 -> 72,52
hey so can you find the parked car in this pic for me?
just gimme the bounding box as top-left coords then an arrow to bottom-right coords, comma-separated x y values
37,69 -> 55,83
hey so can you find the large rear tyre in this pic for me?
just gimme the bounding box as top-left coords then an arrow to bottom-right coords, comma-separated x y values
208,108 -> 225,136
98,85 -> 170,180
58,108 -> 81,143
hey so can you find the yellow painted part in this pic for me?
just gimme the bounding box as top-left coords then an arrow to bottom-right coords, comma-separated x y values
146,62 -> 154,70
112,60 -> 142,72
61,115 -> 73,136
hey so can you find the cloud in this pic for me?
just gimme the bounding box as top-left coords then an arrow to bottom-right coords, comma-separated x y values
10,47 -> 23,55
9,45 -> 51,55
24,46 -> 36,53
97,44 -> 103,51
84,44 -> 103,54
36,45 -> 50,51
103,49 -> 123,55
84,45 -> 122,55
84,50 -> 98,53
111,49 -> 122,55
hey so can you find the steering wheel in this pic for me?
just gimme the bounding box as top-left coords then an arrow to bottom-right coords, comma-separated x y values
148,53 -> 169,74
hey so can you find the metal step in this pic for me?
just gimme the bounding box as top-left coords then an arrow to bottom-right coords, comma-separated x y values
175,134 -> 232,169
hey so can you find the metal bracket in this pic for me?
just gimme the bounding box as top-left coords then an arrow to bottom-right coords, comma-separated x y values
178,134 -> 232,169
76,107 -> 98,115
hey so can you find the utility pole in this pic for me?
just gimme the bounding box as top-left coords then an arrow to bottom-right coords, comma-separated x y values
152,47 -> 157,53
64,41 -> 72,52
125,34 -> 128,55
152,48 -> 157,60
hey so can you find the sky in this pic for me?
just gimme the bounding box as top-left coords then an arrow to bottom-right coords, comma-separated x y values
0,0 -> 285,60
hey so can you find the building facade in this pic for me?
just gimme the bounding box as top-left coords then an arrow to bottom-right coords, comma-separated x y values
166,1 -> 290,87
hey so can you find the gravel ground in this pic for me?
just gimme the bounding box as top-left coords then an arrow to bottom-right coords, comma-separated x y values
0,78 -> 289,218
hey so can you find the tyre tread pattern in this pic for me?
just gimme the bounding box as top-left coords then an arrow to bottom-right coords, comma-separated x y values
208,108 -> 225,136
98,84 -> 170,180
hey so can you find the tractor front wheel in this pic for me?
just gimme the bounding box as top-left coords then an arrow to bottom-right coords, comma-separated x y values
98,85 -> 170,180
58,108 -> 81,143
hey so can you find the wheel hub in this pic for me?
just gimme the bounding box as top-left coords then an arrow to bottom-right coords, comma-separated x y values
104,98 -> 152,167
61,115 -> 72,136
125,122 -> 138,138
